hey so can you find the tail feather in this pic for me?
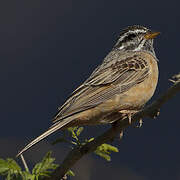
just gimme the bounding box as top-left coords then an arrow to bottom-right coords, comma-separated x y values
16,117 -> 74,157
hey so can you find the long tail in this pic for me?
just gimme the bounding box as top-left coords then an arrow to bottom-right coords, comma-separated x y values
16,117 -> 74,157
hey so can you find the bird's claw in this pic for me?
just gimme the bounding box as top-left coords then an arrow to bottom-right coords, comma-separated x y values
149,109 -> 160,119
136,119 -> 143,128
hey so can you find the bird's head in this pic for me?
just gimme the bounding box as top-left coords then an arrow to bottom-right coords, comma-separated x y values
114,25 -> 160,54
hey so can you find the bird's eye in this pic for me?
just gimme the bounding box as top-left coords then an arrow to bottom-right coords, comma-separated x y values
127,33 -> 136,40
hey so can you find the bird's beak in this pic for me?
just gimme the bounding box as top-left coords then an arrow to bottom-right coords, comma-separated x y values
144,31 -> 160,40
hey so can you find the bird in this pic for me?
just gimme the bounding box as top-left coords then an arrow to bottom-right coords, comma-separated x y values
17,25 -> 159,157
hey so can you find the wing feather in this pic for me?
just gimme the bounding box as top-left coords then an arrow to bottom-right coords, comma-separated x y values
53,53 -> 149,123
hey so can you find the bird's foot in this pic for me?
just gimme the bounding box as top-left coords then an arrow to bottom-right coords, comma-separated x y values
119,110 -> 138,124
118,110 -> 133,124
135,118 -> 143,128
149,109 -> 160,119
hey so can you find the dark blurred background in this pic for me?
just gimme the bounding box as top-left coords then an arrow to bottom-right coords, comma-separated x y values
1,0 -> 180,179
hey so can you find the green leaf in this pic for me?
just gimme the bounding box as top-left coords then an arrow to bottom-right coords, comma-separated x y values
67,127 -> 77,139
67,127 -> 82,145
67,127 -> 78,134
94,150 -> 111,161
7,158 -> 22,171
0,152 -> 61,180
0,159 -> 9,174
94,143 -> 119,161
32,151 -> 59,178
76,127 -> 84,136
102,144 -> 119,153
66,169 -> 75,177
0,158 -> 22,179
21,171 -> 33,180
87,138 -> 94,142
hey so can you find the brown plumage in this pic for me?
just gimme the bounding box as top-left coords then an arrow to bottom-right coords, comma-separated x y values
17,25 -> 159,157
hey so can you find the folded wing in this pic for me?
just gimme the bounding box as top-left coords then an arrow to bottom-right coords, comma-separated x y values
53,54 -> 149,123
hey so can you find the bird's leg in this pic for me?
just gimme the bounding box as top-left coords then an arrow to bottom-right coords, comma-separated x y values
148,108 -> 160,119
134,108 -> 160,128
126,110 -> 143,128
119,110 -> 139,125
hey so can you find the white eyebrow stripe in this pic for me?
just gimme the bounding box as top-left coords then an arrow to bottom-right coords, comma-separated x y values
118,29 -> 147,42
128,29 -> 147,34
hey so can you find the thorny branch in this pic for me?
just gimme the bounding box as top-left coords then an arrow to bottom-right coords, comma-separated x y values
44,73 -> 180,180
